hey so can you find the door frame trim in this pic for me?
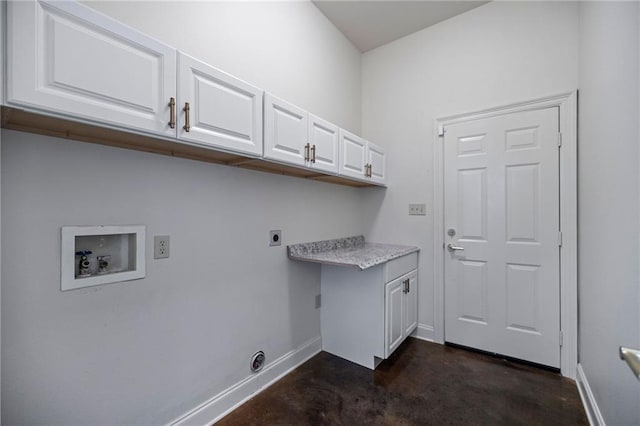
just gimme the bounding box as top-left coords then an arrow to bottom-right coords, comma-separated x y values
432,91 -> 578,378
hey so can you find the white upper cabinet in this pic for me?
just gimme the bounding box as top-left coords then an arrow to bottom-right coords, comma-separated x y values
339,129 -> 387,185
264,94 -> 342,174
7,0 -> 177,138
367,141 -> 387,185
308,114 -> 339,174
263,93 -> 308,166
339,129 -> 367,179
5,0 -> 384,186
178,53 -> 263,156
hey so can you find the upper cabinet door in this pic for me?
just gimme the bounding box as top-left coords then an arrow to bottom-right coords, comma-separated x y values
308,114 -> 339,174
367,141 -> 387,185
263,93 -> 308,166
7,1 -> 177,138
178,53 -> 263,156
339,129 -> 367,180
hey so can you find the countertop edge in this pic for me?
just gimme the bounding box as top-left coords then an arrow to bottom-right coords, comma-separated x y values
288,245 -> 420,270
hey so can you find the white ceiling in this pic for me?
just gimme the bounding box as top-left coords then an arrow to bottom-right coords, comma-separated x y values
312,1 -> 489,52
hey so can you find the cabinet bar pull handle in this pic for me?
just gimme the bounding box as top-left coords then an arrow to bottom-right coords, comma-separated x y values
407,279 -> 410,293
304,143 -> 310,162
168,97 -> 176,129
311,145 -> 316,163
183,102 -> 191,132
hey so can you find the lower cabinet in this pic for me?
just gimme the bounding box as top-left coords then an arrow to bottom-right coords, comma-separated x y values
320,252 -> 418,369
385,269 -> 418,357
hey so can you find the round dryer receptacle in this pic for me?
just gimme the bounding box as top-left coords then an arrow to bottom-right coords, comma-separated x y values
250,351 -> 265,373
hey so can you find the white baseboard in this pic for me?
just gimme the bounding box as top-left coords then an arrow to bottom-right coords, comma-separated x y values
170,336 -> 323,425
411,324 -> 435,342
576,363 -> 606,426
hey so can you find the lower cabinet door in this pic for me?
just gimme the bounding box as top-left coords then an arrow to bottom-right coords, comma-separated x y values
404,270 -> 418,336
385,276 -> 405,357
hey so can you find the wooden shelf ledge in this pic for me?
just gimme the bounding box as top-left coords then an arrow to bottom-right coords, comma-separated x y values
1,106 -> 379,188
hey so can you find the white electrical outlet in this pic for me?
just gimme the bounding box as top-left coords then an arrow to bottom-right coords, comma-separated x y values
409,204 -> 427,216
154,235 -> 170,259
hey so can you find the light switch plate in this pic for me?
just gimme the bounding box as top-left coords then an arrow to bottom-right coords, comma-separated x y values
409,204 -> 426,216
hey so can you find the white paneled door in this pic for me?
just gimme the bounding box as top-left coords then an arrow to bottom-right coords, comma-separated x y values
444,107 -> 561,368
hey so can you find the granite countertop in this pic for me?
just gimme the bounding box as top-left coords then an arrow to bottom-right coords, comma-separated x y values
287,235 -> 419,270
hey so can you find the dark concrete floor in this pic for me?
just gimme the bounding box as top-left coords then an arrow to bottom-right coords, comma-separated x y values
218,338 -> 587,425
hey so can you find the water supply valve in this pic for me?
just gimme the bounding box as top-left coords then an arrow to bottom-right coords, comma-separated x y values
97,255 -> 111,274
75,250 -> 93,277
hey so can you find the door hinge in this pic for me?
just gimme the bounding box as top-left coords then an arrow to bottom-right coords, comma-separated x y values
558,132 -> 563,147
558,231 -> 563,247
560,331 -> 564,347
438,125 -> 445,137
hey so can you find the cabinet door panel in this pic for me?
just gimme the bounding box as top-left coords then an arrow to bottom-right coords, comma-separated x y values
263,93 -> 307,166
404,271 -> 418,337
178,53 -> 262,156
385,277 -> 405,357
308,114 -> 339,174
339,129 -> 367,179
7,0 -> 177,137
368,141 -> 387,185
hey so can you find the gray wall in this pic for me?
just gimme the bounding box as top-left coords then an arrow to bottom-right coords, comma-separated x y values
84,0 -> 362,134
1,2 -> 364,424
360,1 -> 579,337
578,2 -> 640,424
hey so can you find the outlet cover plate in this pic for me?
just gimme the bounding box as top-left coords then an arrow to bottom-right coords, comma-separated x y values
154,235 -> 170,259
409,204 -> 427,216
269,230 -> 282,247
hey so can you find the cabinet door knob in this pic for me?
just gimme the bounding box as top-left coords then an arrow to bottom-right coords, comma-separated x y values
183,102 -> 191,132
168,97 -> 176,129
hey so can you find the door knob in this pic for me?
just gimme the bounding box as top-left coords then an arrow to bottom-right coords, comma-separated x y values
447,243 -> 465,252
620,346 -> 640,379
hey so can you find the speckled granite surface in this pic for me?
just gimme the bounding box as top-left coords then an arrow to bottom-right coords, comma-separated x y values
287,235 -> 419,270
